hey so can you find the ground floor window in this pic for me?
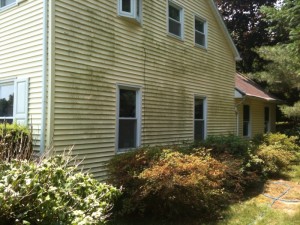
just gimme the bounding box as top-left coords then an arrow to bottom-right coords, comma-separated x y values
264,107 -> 270,133
117,86 -> 141,152
194,97 -> 206,141
0,79 -> 28,125
243,105 -> 250,137
0,82 -> 14,123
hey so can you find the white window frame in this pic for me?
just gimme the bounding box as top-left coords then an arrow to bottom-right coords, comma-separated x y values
0,78 -> 28,125
116,84 -> 142,153
0,0 -> 18,12
194,15 -> 208,48
117,0 -> 142,22
193,96 -> 207,141
167,1 -> 184,39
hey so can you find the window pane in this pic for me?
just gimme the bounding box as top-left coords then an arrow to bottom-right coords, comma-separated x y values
119,89 -> 136,118
264,107 -> 269,121
194,98 -> 203,119
0,119 -> 13,124
0,84 -> 14,117
195,19 -> 204,32
169,4 -> 180,21
118,119 -> 137,149
195,32 -> 205,46
136,0 -> 140,17
243,121 -> 249,136
122,0 -> 131,13
169,19 -> 181,36
1,0 -> 15,7
194,120 -> 204,141
243,105 -> 250,121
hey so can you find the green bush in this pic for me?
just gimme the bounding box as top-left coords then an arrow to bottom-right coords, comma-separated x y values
108,147 -> 246,220
0,153 -> 121,225
0,123 -> 33,161
251,133 -> 299,176
201,135 -> 250,156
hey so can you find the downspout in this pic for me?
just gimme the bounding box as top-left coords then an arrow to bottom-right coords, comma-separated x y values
40,0 -> 48,153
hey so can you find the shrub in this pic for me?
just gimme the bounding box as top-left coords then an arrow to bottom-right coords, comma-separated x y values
256,144 -> 296,175
108,147 -> 247,220
201,135 -> 250,157
0,152 -> 121,225
0,123 -> 33,161
137,150 -> 230,218
251,133 -> 299,176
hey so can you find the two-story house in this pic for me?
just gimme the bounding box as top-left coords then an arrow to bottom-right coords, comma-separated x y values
0,0 -> 241,179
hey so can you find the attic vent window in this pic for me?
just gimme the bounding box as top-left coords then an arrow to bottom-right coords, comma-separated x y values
195,16 -> 207,48
118,0 -> 142,22
0,0 -> 17,10
168,2 -> 183,39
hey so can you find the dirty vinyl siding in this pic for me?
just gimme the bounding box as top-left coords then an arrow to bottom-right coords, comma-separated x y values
0,0 -> 43,148
53,0 -> 236,179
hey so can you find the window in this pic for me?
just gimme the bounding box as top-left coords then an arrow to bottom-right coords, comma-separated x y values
117,86 -> 141,152
0,79 -> 28,125
264,107 -> 270,133
195,16 -> 207,48
194,97 -> 206,141
168,1 -> 183,38
0,82 -> 14,123
243,105 -> 250,137
118,0 -> 142,21
0,0 -> 17,10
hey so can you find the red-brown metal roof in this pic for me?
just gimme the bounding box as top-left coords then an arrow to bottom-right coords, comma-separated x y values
235,73 -> 280,101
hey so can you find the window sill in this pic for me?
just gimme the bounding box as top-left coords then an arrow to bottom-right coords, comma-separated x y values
195,43 -> 207,51
167,33 -> 184,42
0,2 -> 18,12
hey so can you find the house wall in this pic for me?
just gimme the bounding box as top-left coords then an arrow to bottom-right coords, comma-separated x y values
235,98 -> 277,138
49,0 -> 237,179
0,0 -> 44,147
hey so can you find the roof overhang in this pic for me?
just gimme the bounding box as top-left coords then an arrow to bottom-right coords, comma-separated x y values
234,88 -> 283,104
207,0 -> 242,61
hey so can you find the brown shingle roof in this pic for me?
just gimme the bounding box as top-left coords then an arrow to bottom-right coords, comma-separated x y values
235,73 -> 280,102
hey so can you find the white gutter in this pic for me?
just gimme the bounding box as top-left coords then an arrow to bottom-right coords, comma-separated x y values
40,0 -> 48,153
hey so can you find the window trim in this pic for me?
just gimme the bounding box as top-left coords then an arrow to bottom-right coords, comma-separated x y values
194,15 -> 208,49
117,0 -> 142,22
193,95 -> 207,141
116,84 -> 142,153
167,1 -> 184,40
0,0 -> 18,12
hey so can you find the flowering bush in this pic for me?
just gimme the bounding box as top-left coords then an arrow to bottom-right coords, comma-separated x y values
0,153 -> 121,225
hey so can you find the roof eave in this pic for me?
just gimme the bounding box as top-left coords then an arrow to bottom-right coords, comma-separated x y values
207,0 -> 241,61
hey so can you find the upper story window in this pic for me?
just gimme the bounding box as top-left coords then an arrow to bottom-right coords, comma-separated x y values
118,0 -> 142,22
168,1 -> 183,39
0,0 -> 17,11
195,16 -> 207,48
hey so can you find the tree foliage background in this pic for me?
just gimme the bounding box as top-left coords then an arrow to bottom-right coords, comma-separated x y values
216,0 -> 300,121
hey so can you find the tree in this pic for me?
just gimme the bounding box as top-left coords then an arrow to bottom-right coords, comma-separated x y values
215,0 -> 280,73
254,0 -> 300,121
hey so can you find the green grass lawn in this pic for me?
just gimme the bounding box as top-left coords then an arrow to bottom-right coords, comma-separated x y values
109,160 -> 300,225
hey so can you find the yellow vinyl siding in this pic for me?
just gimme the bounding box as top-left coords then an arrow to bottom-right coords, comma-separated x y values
235,98 -> 277,137
0,0 -> 43,148
52,0 -> 236,179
